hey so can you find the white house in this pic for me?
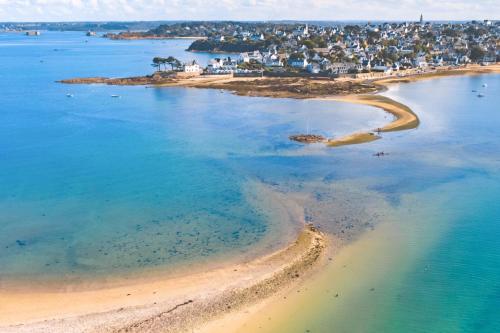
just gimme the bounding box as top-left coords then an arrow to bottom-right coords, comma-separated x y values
184,61 -> 202,73
239,52 -> 250,63
372,65 -> 393,73
329,62 -> 358,74
263,53 -> 284,67
413,55 -> 428,68
248,50 -> 264,63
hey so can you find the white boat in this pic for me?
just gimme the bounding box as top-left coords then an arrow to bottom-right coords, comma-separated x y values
482,83 -> 488,88
66,93 -> 74,98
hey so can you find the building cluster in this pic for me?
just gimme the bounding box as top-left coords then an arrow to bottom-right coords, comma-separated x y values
182,18 -> 498,76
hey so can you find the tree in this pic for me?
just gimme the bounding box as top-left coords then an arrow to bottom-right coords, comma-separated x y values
344,25 -> 361,35
469,46 -> 486,62
302,40 -> 316,49
367,30 -> 380,42
165,56 -> 179,70
152,57 -> 163,71
289,52 -> 305,60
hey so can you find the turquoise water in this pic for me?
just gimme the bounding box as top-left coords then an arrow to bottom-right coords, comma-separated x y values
1,31 -> 500,331
0,32 -> 386,284
240,75 -> 500,333
363,77 -> 500,333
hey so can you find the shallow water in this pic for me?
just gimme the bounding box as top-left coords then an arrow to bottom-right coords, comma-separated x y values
236,75 -> 500,333
0,32 -> 386,284
1,31 -> 499,331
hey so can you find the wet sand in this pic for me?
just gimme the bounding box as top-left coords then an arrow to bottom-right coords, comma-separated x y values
211,187 -> 456,333
23,63 -> 498,332
323,94 -> 420,147
61,64 -> 500,149
0,224 -> 326,332
212,221 -> 405,333
0,183 -> 327,332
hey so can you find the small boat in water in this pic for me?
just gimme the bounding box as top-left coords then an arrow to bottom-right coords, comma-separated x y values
477,93 -> 485,98
482,83 -> 488,88
66,93 -> 74,98
472,90 -> 477,92
111,95 -> 121,98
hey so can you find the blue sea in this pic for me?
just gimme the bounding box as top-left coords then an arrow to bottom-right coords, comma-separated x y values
0,31 -> 386,284
241,74 -> 500,333
1,31 -> 499,331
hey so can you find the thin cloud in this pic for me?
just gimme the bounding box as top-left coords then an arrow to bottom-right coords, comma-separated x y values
0,0 -> 498,21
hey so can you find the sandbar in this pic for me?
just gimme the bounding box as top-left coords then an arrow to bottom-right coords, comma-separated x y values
0,223 -> 326,332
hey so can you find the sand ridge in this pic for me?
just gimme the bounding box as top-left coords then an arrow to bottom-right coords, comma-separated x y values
60,64 -> 500,148
0,225 -> 326,333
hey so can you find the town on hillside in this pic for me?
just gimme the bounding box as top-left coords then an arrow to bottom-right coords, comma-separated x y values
142,18 -> 499,78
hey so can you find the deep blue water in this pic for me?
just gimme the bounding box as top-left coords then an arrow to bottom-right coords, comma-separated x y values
1,31 -> 500,332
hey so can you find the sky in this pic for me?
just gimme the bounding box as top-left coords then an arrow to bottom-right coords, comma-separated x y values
0,0 -> 498,22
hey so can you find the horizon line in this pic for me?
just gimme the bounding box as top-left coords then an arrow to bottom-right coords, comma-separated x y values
2,18 -> 498,24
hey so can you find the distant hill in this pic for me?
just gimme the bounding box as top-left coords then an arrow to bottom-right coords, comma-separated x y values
0,21 -> 170,32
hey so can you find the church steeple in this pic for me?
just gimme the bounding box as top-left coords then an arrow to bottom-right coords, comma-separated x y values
420,14 -> 423,24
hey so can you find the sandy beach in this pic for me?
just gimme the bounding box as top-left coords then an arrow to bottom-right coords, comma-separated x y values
60,63 -> 500,149
323,94 -> 420,147
374,63 -> 500,85
204,220 -> 408,333
0,183 -> 321,332
317,64 -> 500,147
0,222 -> 326,332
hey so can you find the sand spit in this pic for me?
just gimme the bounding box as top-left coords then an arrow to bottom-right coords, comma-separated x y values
0,225 -> 326,333
321,94 -> 420,147
60,64 -> 500,148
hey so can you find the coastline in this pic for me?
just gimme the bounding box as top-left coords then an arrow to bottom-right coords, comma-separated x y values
106,35 -> 207,40
374,63 -> 500,84
0,223 -> 326,332
60,63 -> 500,148
16,63 -> 496,332
323,94 -> 419,147
0,181 -> 304,292
213,219 -> 410,333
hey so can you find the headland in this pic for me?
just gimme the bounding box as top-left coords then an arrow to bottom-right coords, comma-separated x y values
61,64 -> 500,147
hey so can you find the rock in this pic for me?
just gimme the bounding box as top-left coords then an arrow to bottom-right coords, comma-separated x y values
289,134 -> 327,144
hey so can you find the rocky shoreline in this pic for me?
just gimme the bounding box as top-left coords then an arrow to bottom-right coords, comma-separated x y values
57,74 -> 412,148
59,75 -> 380,97
289,134 -> 327,144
